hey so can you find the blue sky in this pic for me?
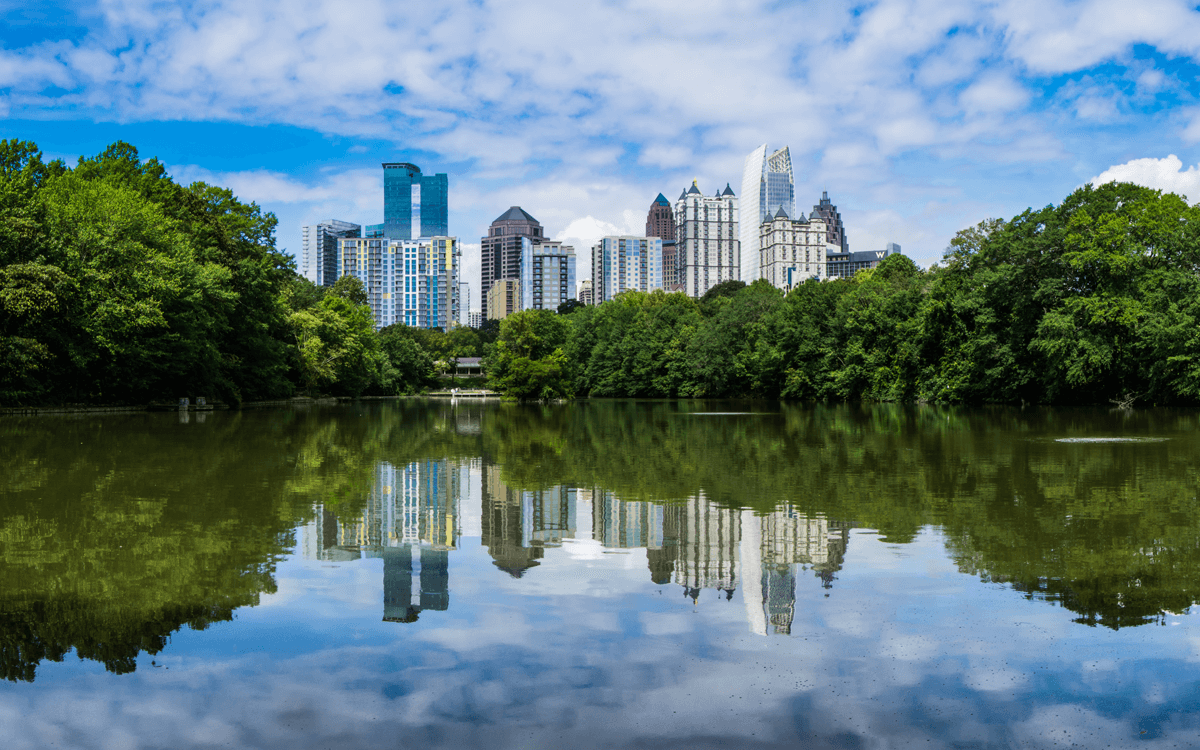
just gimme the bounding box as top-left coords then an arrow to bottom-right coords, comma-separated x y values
5,0 -> 1200,292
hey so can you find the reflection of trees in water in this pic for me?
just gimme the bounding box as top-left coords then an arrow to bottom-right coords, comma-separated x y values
4,399 -> 1199,683
0,401 -> 485,682
482,401 -> 1200,629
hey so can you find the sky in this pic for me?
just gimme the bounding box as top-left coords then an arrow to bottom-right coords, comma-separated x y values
5,0 -> 1200,300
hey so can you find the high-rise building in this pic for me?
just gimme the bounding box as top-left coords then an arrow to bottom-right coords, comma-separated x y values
645,193 -> 675,241
520,239 -> 576,312
645,193 -> 679,291
301,220 -> 361,286
467,310 -> 483,328
458,281 -> 470,327
674,181 -> 739,298
481,206 -> 544,318
382,163 -> 448,240
338,236 -> 461,329
577,279 -> 593,306
591,236 -> 664,304
486,279 -> 520,321
809,191 -> 848,253
758,206 -> 833,292
740,145 -> 796,284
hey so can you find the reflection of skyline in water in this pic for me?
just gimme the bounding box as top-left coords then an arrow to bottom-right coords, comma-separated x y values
301,459 -> 850,634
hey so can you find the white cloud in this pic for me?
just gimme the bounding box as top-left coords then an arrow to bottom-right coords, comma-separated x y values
1090,155 -> 1200,201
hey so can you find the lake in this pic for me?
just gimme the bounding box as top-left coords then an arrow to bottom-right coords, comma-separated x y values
2,400 -> 1198,748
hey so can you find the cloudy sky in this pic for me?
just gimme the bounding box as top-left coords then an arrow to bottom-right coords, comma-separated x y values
5,0 -> 1200,294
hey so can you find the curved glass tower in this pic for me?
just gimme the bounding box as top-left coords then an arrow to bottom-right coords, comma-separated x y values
739,145 -> 795,283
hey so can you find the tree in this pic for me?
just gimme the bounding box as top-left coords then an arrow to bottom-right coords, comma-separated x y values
488,310 -> 573,401
557,298 -> 583,315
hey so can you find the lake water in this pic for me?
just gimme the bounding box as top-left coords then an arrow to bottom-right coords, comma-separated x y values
2,400 -> 1199,749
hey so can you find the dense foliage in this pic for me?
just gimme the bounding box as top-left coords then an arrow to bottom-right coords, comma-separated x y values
494,181 -> 1200,405
0,139 -> 491,406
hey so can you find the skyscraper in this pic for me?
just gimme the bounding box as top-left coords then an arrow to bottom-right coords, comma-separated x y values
481,206 -> 544,318
591,236 -> 664,304
382,162 -> 448,240
645,193 -> 678,291
739,145 -> 796,283
810,191 -> 849,253
674,181 -> 739,297
338,235 -> 461,329
300,219 -> 361,286
519,239 -> 577,312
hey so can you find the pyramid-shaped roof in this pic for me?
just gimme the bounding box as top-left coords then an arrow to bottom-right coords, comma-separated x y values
773,205 -> 790,219
493,206 -> 540,224
722,183 -> 736,196
653,193 -> 670,206
686,180 -> 701,195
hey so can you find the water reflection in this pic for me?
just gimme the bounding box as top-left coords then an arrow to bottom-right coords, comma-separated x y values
3,400 -> 1200,686
299,453 -> 852,637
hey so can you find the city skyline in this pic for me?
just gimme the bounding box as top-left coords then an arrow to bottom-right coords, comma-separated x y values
7,1 -> 1200,298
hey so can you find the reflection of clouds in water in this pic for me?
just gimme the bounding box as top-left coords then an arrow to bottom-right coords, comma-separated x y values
5,530 -> 1200,749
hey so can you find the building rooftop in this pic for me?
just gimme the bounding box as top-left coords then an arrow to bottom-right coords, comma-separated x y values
686,180 -> 702,195
722,183 -> 736,196
492,206 -> 540,224
653,193 -> 670,206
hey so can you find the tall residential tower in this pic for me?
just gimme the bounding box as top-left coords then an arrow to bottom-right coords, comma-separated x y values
674,181 -> 738,298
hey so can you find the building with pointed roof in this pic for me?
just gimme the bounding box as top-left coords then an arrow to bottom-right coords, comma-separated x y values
481,206 -> 545,318
758,208 -> 834,292
739,145 -> 797,283
646,193 -> 678,291
810,191 -> 849,253
673,180 -> 739,297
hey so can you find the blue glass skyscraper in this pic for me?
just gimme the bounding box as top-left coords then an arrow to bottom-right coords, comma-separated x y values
383,162 -> 448,240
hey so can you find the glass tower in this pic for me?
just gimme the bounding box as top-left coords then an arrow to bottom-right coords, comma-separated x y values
382,163 -> 449,240
739,145 -> 795,283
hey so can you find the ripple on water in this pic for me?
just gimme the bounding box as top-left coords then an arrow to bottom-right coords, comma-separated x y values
1054,437 -> 1169,443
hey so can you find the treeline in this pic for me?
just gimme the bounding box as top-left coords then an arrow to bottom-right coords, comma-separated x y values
0,139 -> 492,406
492,181 -> 1200,405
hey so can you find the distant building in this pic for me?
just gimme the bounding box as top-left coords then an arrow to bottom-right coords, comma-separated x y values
809,191 -> 848,254
338,236 -> 461,329
481,206 -> 544,318
467,309 -> 482,328
301,220 -> 361,286
646,193 -> 680,291
740,145 -> 796,284
646,193 -> 675,242
591,236 -> 664,304
758,207 -> 834,292
577,279 -> 593,306
382,162 -> 448,240
487,279 -> 520,321
826,243 -> 900,279
520,238 -> 577,312
674,181 -> 739,298
458,281 -> 470,327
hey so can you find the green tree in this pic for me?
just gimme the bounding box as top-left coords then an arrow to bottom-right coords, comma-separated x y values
488,310 -> 573,401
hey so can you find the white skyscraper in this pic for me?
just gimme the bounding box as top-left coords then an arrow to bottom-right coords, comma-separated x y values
673,183 -> 738,298
739,145 -> 795,283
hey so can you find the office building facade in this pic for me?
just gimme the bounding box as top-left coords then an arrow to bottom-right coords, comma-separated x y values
758,207 -> 834,292
645,193 -> 679,291
577,279 -> 593,306
591,236 -> 664,304
301,219 -> 361,286
673,181 -> 738,298
826,243 -> 901,279
337,236 -> 461,330
382,162 -> 448,241
481,206 -> 544,318
520,238 -> 577,312
739,145 -> 796,284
